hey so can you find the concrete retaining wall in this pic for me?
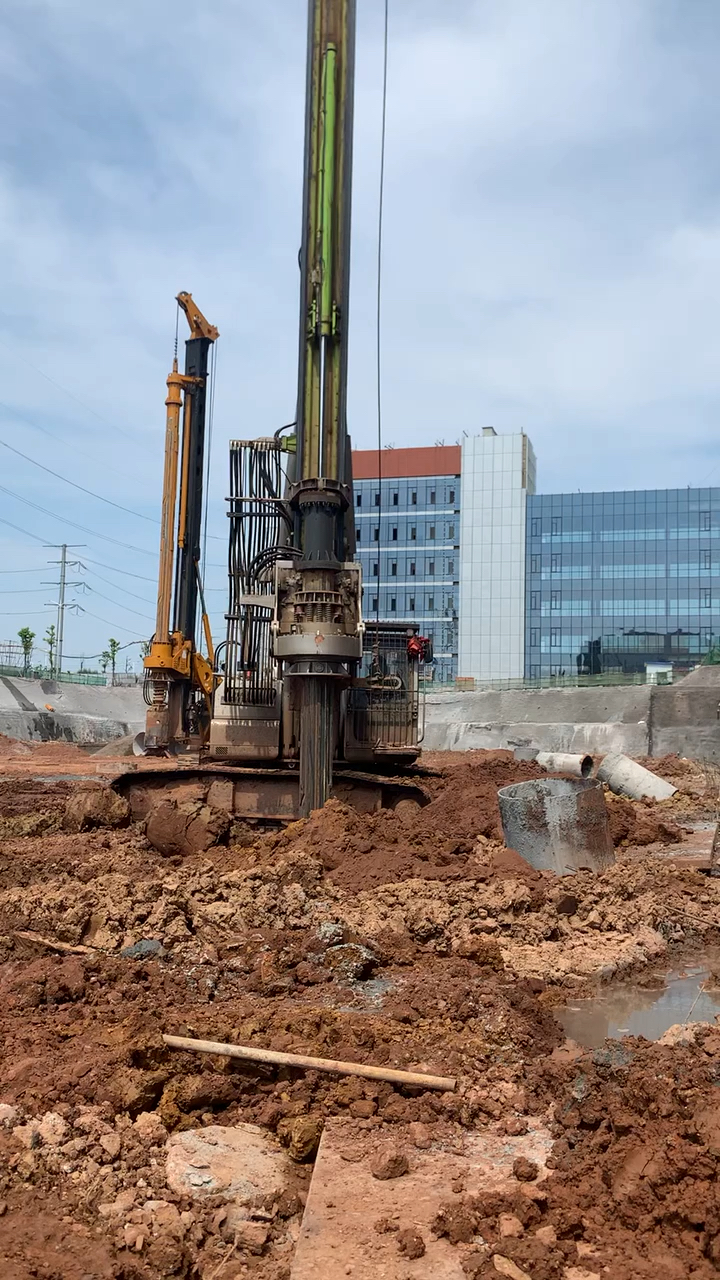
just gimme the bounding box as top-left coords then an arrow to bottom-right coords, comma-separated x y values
3,667 -> 720,761
423,687 -> 651,757
424,674 -> 720,761
0,676 -> 144,744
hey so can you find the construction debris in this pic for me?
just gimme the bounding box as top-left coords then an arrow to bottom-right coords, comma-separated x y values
597,752 -> 678,802
497,777 -> 615,875
535,752 -> 593,778
162,1034 -> 457,1091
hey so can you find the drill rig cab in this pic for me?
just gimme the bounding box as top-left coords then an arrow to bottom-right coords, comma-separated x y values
137,0 -> 432,821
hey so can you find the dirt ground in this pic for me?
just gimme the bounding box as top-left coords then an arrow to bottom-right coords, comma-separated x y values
0,744 -> 719,1278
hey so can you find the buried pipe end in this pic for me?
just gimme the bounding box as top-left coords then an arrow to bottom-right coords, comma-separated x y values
535,751 -> 594,779
498,776 -> 615,876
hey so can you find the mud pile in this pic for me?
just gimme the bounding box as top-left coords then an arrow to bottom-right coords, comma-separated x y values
0,733 -> 89,763
0,747 -> 718,1277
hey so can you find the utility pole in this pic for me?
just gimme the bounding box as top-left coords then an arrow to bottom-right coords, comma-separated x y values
44,544 -> 85,677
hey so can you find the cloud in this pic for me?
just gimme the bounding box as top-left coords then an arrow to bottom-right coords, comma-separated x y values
1,0 -> 719,657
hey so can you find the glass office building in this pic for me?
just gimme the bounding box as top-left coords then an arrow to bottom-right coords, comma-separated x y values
525,488 -> 720,679
352,448 -> 461,684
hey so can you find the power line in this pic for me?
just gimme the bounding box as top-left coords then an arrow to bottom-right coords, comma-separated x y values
0,324 -> 155,453
61,637 -> 145,661
0,515 -> 48,543
0,587 -> 48,593
0,392 -> 147,482
77,607 -> 150,638
82,558 -> 158,583
0,567 -> 47,574
79,566 -> 155,606
81,584 -> 154,622
0,435 -> 158,523
0,484 -> 158,556
1,609 -> 54,617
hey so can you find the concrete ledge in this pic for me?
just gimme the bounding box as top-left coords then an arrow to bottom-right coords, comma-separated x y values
0,708 -> 143,745
422,719 -> 648,757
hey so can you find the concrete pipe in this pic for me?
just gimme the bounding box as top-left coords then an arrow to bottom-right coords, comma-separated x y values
498,777 -> 615,876
536,752 -> 593,779
596,753 -> 676,802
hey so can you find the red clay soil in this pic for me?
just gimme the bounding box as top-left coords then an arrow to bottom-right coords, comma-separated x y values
245,753 -> 563,893
0,733 -> 90,763
244,751 -> 683,892
0,746 -> 717,1278
494,1028 -> 720,1280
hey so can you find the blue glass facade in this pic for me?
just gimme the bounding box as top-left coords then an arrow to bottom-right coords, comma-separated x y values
525,488 -> 720,679
353,473 -> 460,683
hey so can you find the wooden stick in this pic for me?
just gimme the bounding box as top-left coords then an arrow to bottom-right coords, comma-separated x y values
15,930 -> 92,955
162,1034 -> 456,1092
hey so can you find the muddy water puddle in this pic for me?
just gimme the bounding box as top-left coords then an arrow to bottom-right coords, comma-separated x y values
557,949 -> 720,1047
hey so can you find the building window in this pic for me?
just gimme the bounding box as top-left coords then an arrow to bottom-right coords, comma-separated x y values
551,591 -> 560,610
411,491 -> 417,505
356,528 -> 361,542
428,561 -> 435,575
410,562 -> 416,576
702,549 -> 711,570
410,526 -> 417,540
428,595 -> 435,609
374,527 -> 379,541
447,594 -> 454,608
530,664 -> 540,679
372,596 -> 378,610
531,517 -> 540,537
530,628 -> 539,645
430,490 -> 436,504
392,527 -> 398,541
550,628 -> 560,647
551,516 -> 562,535
391,562 -> 397,576
408,596 -> 415,610
702,511 -> 711,531
374,492 -> 380,506
531,555 -> 540,573
448,524 -> 455,539
356,493 -> 362,508
429,525 -> 436,539
390,597 -> 397,611
372,563 -> 378,576
448,559 -> 454,575
392,492 -> 398,506
702,588 -> 712,608
448,489 -> 455,503
530,591 -> 540,610
551,554 -> 561,573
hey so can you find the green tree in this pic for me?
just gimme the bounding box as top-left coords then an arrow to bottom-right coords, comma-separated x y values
44,624 -> 57,675
108,638 -> 121,685
100,650 -> 111,676
140,639 -> 151,658
17,627 -> 35,677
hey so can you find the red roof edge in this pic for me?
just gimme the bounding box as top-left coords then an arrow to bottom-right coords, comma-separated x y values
351,445 -> 461,480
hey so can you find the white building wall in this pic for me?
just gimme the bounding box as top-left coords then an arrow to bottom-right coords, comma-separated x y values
458,429 -> 536,682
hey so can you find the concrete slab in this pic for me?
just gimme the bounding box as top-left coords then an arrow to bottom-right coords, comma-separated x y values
291,1118 -> 552,1280
166,1123 -> 292,1205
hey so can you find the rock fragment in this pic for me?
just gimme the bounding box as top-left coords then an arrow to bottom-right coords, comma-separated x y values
397,1228 -> 426,1258
165,1123 -> 290,1205
370,1148 -> 410,1181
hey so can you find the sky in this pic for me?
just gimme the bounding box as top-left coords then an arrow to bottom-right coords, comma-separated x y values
1,0 -> 720,665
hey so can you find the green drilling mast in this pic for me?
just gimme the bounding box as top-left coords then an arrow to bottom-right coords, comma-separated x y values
139,0 -> 431,824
